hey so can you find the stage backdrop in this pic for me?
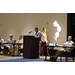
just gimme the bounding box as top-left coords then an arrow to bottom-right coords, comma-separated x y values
0,13 -> 67,45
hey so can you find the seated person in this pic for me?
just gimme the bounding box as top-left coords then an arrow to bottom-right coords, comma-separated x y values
0,36 -> 4,54
15,35 -> 23,51
6,34 -> 14,55
50,36 -> 74,61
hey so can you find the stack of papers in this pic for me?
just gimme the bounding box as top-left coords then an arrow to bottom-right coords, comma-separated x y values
49,43 -> 54,46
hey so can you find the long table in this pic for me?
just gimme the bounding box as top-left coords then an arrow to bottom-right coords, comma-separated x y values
0,43 -> 23,56
44,45 -> 75,62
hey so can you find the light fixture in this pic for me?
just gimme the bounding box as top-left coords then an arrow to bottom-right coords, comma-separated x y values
53,21 -> 58,27
55,32 -> 59,38
57,26 -> 61,32
53,21 -> 61,45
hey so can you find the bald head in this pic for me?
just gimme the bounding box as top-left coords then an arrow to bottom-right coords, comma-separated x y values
68,36 -> 72,41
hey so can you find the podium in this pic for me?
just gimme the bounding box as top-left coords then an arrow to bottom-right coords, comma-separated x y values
23,36 -> 39,58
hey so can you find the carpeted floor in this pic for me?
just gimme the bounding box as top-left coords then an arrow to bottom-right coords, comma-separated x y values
0,55 -> 75,62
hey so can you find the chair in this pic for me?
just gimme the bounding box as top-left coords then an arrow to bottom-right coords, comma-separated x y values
18,49 -> 23,56
48,48 -> 75,62
60,44 -> 75,62
60,49 -> 75,62
0,47 -> 4,55
16,43 -> 23,56
4,46 -> 9,55
0,43 -> 5,55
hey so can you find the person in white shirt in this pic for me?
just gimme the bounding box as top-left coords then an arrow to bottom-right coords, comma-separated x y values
7,34 -> 14,55
40,28 -> 49,56
50,36 -> 74,61
15,35 -> 23,50
0,36 -> 4,49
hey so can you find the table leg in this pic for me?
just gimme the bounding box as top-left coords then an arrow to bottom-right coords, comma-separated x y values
18,44 -> 21,56
49,48 -> 51,59
44,46 -> 47,61
66,52 -> 68,62
72,50 -> 74,62
18,44 -> 19,56
50,47 -> 53,60
60,56 -> 62,62
13,44 -> 15,56
72,57 -> 74,62
52,47 -> 54,58
49,47 -> 54,61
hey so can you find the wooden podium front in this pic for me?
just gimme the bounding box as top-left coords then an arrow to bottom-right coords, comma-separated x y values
23,36 -> 39,58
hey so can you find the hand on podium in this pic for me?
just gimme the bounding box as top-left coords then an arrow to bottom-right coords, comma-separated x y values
36,36 -> 40,38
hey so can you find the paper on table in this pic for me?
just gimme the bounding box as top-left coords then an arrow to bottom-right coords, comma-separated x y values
49,43 -> 54,46
58,45 -> 63,46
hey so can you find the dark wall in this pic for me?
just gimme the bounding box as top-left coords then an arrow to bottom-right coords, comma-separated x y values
67,13 -> 75,42
67,14 -> 75,56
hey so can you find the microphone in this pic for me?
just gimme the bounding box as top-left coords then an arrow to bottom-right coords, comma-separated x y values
29,31 -> 32,35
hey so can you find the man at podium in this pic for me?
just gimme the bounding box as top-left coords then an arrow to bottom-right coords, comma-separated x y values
34,27 -> 41,55
23,27 -> 41,58
34,27 -> 41,40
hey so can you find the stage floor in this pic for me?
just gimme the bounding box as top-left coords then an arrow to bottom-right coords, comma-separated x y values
0,55 -> 75,62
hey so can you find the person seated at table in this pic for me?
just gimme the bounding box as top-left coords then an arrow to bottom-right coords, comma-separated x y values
15,35 -> 23,51
50,36 -> 74,61
0,36 -> 4,44
0,36 -> 4,54
7,34 -> 14,55
40,28 -> 49,56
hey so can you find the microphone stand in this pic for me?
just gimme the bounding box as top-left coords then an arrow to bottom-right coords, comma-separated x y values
28,31 -> 32,36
